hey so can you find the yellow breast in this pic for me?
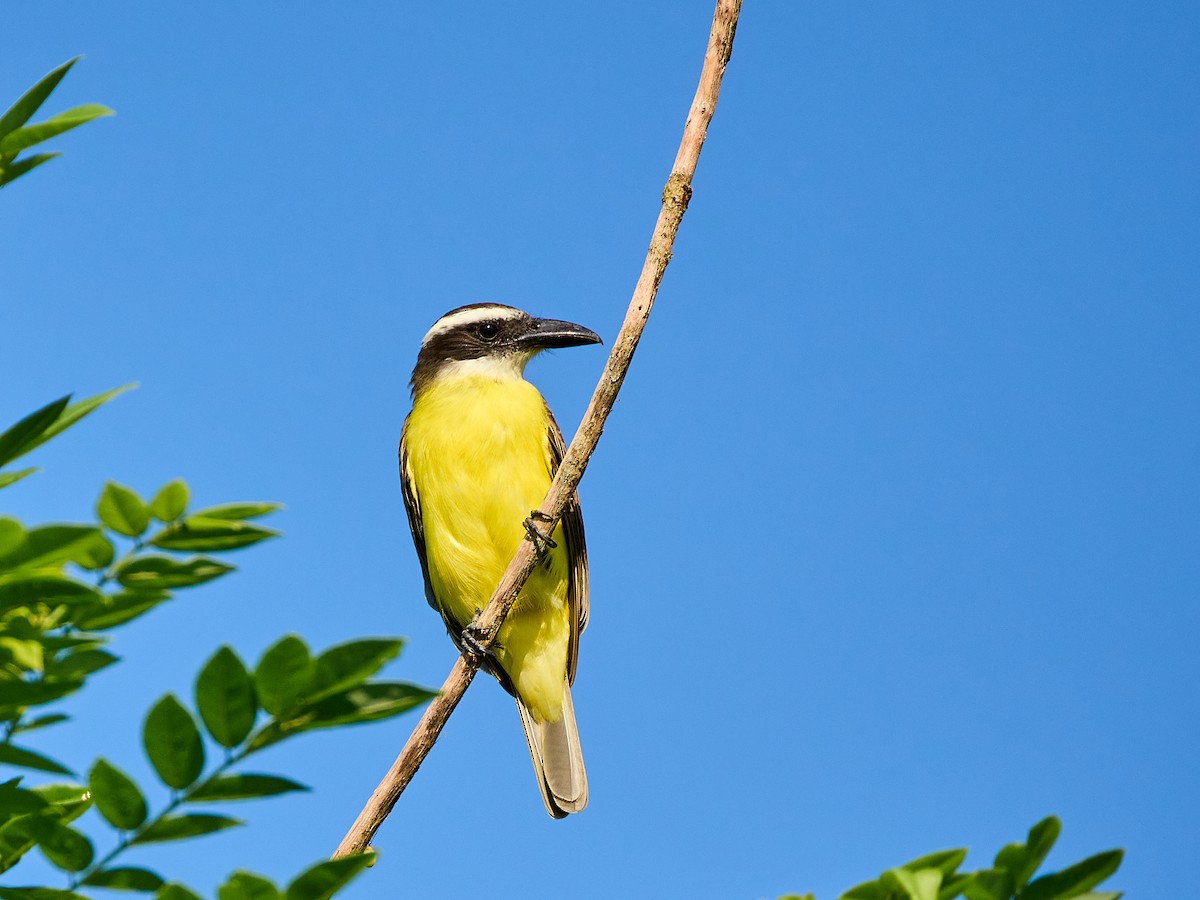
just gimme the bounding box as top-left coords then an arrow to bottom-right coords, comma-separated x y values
404,371 -> 571,722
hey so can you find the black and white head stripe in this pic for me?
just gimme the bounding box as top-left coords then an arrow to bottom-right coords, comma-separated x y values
420,303 -> 530,347
410,303 -> 601,395
411,303 -> 540,395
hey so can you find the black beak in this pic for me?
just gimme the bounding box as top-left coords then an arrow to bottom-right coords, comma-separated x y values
518,317 -> 603,350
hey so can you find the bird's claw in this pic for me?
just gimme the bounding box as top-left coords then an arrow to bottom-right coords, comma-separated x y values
523,510 -> 558,557
460,618 -> 497,666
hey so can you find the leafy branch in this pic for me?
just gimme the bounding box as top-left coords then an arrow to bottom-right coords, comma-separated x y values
59,636 -> 430,894
0,58 -> 112,190
781,816 -> 1123,900
0,390 -> 433,898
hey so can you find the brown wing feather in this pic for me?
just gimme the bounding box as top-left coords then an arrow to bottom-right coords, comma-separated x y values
545,406 -> 589,684
398,419 -> 437,613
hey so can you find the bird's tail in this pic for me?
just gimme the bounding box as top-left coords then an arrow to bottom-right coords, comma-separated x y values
516,681 -> 588,818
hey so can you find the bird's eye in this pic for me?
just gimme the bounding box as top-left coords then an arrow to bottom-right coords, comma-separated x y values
475,322 -> 500,341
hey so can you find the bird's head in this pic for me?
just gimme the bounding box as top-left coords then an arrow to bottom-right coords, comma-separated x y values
410,303 -> 602,395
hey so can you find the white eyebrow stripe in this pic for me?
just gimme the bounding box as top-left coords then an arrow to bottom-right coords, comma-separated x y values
421,306 -> 525,345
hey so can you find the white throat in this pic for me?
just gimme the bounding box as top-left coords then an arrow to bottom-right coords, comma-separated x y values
440,352 -> 534,382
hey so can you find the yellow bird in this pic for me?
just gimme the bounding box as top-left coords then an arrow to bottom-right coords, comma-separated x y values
399,303 -> 601,817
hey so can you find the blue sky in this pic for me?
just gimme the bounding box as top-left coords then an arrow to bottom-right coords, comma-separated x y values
3,2 -> 1197,898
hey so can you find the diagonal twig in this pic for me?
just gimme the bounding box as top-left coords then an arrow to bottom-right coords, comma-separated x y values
334,0 -> 742,858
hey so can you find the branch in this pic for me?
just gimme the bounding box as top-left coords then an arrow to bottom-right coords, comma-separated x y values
334,0 -> 742,858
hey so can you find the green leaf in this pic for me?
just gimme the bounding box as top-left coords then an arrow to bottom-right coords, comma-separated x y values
0,573 -> 104,615
0,525 -> 113,572
962,869 -> 1014,900
30,783 -> 91,822
115,555 -> 233,590
0,151 -> 62,189
27,385 -> 134,456
0,469 -> 38,490
253,682 -> 434,751
75,590 -> 171,631
217,872 -> 280,900
89,759 -> 148,830
82,866 -> 165,891
0,744 -> 72,776
301,682 -> 435,728
97,482 -> 150,537
0,59 -> 79,141
883,868 -> 942,900
149,480 -> 189,522
131,813 -> 242,844
0,612 -> 38,636
0,816 -> 40,872
0,888 -> 90,900
195,646 -> 256,747
995,815 -> 1060,889
254,635 -> 313,716
903,849 -> 967,877
143,694 -> 204,789
11,712 -> 68,735
1021,850 -> 1123,900
0,386 -> 131,469
1071,893 -> 1122,900
154,884 -> 203,900
29,815 -> 93,871
45,648 -> 118,682
0,785 -> 90,869
938,872 -> 973,900
0,518 -> 23,556
308,639 -> 404,703
188,773 -> 308,802
191,502 -> 282,521
839,879 -> 889,900
0,397 -> 69,469
36,634 -> 103,653
0,678 -> 84,709
148,516 -> 278,553
0,104 -> 114,155
284,852 -> 374,900
0,637 -> 42,670
0,780 -> 49,818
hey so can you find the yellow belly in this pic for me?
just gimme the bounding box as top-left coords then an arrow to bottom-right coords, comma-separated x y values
404,373 -> 570,722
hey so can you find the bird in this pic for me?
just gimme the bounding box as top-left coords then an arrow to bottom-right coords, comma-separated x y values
398,303 -> 602,817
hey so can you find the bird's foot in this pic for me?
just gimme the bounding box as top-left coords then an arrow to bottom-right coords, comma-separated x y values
523,510 -> 558,557
460,618 -> 498,667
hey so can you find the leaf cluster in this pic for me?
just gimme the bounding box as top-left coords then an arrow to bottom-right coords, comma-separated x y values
0,58 -> 112,190
781,816 -> 1122,900
0,388 -> 278,765
0,392 -> 434,897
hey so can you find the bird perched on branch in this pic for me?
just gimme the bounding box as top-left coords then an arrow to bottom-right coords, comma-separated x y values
399,303 -> 601,817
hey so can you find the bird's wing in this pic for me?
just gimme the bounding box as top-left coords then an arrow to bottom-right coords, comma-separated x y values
546,406 -> 589,684
398,419 -> 439,614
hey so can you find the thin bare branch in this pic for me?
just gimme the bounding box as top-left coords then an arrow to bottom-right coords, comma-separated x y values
334,0 -> 742,858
